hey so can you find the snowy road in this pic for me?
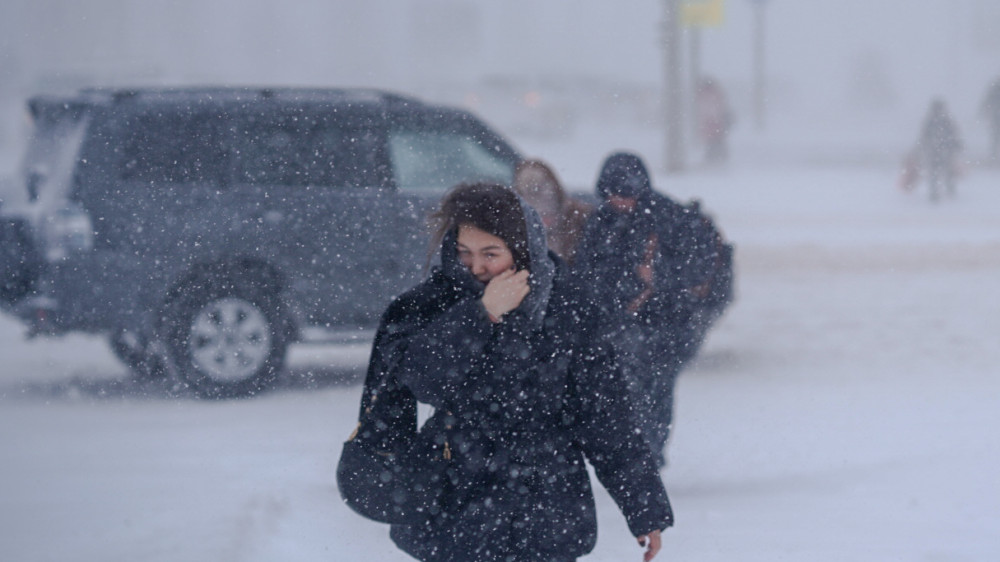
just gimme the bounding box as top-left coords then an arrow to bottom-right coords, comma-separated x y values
2,159 -> 999,561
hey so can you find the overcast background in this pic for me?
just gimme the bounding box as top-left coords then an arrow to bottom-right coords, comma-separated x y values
2,0 -> 1000,175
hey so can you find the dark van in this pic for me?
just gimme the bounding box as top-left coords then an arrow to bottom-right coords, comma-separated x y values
0,87 -> 522,397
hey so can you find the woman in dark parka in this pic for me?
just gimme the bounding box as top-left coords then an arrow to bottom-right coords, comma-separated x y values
373,183 -> 672,561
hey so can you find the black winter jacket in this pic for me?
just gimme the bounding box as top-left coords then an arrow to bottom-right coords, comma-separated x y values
575,162 -> 717,328
376,200 -> 672,561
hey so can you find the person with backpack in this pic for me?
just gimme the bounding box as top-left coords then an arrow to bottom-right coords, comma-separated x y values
574,152 -> 728,467
364,182 -> 672,561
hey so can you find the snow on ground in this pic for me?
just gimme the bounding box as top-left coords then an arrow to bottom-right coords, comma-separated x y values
2,124 -> 1000,561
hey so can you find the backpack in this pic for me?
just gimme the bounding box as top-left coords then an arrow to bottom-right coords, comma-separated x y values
685,199 -> 735,313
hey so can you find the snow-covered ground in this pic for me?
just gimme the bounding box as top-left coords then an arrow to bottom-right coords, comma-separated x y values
2,122 -> 999,561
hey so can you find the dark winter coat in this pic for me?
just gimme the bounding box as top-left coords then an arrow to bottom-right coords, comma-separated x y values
374,198 -> 672,561
575,154 -> 718,331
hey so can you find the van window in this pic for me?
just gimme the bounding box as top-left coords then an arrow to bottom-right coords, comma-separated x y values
388,130 -> 514,192
17,112 -> 88,205
119,112 -> 227,184
311,125 -> 387,188
234,113 -> 385,188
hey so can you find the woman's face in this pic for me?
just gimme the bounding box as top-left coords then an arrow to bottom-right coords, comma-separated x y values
456,225 -> 516,283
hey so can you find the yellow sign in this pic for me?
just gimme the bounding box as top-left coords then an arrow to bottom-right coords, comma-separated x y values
682,0 -> 725,27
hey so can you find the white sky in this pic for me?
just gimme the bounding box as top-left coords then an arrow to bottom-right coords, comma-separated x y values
1,0 -> 999,171
3,1 -> 997,108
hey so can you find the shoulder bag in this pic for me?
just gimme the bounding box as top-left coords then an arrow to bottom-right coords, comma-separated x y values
336,369 -> 453,525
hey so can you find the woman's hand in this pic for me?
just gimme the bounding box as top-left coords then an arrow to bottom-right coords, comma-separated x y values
637,529 -> 661,561
481,269 -> 530,321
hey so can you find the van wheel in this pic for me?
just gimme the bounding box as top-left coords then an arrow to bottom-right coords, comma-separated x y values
108,328 -> 166,380
163,280 -> 287,399
0,218 -> 42,305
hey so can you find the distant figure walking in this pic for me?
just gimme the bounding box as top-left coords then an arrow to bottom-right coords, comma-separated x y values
696,77 -> 734,165
917,99 -> 963,202
512,159 -> 593,265
981,78 -> 1000,164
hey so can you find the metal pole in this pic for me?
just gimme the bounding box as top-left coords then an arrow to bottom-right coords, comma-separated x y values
752,0 -> 766,130
690,26 -> 702,149
663,0 -> 685,172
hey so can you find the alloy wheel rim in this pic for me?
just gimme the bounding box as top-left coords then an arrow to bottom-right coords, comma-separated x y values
188,297 -> 271,382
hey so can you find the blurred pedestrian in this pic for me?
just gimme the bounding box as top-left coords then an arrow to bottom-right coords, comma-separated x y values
696,77 -> 734,165
917,98 -> 963,202
379,182 -> 672,561
512,158 -> 593,265
980,77 -> 1000,164
574,152 -> 720,466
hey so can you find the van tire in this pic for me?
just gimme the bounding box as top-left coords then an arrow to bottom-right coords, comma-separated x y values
0,218 -> 41,305
108,328 -> 167,380
163,277 -> 287,399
